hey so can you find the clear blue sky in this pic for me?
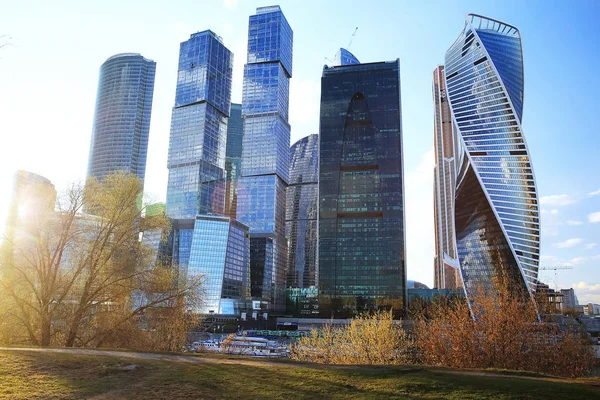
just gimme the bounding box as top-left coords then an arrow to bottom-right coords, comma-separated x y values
1,0 -> 598,302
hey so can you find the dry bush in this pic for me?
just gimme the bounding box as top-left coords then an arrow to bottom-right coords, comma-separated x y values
289,310 -> 415,365
413,288 -> 596,377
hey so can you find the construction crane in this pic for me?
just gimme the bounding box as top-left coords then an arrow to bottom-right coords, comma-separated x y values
324,27 -> 359,66
347,27 -> 358,50
538,265 -> 573,290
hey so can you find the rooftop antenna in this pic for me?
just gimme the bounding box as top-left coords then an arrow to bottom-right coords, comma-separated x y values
347,27 -> 358,50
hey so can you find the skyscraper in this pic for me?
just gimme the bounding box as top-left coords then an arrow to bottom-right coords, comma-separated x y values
224,103 -> 243,218
163,30 -> 242,315
166,30 -> 233,219
445,14 -> 539,301
319,58 -> 406,316
236,6 -> 293,312
286,134 -> 319,289
432,65 -> 461,290
87,53 -> 156,184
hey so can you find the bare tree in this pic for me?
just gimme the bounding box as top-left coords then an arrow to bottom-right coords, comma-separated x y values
0,172 -> 201,349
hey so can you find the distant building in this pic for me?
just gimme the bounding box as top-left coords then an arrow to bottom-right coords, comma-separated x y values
286,134 -> 319,289
87,53 -> 156,185
319,57 -> 406,316
537,282 -> 564,313
332,48 -> 360,66
2,171 -> 56,250
432,65 -> 461,290
407,279 -> 462,304
560,288 -> 579,309
224,103 -> 243,219
585,303 -> 600,315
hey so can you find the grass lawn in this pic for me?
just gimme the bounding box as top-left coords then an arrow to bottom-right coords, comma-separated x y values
0,349 -> 598,399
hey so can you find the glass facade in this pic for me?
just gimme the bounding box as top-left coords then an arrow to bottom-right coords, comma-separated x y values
225,103 -> 243,218
432,66 -> 462,290
236,6 -> 293,312
285,134 -> 319,289
319,60 -> 406,316
187,215 -> 250,314
445,14 -> 539,300
333,48 -> 360,66
166,31 -> 233,219
87,53 -> 156,185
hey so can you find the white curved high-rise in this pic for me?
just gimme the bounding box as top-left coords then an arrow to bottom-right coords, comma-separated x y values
444,14 -> 540,299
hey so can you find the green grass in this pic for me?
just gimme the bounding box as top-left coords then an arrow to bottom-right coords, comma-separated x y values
0,350 -> 598,399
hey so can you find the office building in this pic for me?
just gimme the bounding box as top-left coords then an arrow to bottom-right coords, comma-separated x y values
585,303 -> 600,316
432,65 -> 462,290
319,58 -> 406,316
286,134 -> 319,289
445,14 -> 540,301
166,31 -> 233,219
560,288 -> 579,310
225,103 -> 243,218
87,53 -> 156,184
236,6 -> 293,312
187,215 -> 250,314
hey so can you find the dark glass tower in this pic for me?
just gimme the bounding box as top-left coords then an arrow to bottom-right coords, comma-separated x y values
319,59 -> 406,316
225,103 -> 243,218
87,53 -> 156,184
445,14 -> 539,301
236,6 -> 293,312
166,31 -> 233,219
286,134 -> 319,289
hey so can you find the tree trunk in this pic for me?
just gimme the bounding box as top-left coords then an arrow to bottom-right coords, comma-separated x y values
65,308 -> 84,347
40,312 -> 51,347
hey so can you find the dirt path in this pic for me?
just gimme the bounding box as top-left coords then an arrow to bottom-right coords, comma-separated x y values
0,347 -> 289,369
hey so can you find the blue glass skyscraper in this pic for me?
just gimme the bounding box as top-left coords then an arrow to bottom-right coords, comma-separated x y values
87,53 -> 156,184
445,14 -> 539,301
166,31 -> 233,219
319,58 -> 406,316
236,6 -> 293,312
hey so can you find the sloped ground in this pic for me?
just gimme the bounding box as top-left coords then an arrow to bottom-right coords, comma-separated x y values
0,348 -> 598,399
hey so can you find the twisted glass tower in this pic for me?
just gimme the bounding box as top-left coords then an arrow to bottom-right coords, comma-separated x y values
87,53 -> 156,184
445,14 -> 539,299
236,6 -> 293,312
286,134 -> 319,289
